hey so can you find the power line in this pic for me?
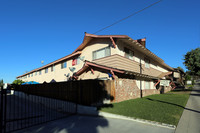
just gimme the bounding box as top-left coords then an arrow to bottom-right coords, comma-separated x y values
93,0 -> 162,34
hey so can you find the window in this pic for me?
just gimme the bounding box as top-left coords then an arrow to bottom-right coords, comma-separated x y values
145,81 -> 150,89
51,65 -> 55,72
92,47 -> 110,60
72,57 -> 80,66
145,58 -> 150,68
45,68 -> 48,73
39,70 -> 42,75
124,47 -> 134,60
31,73 -> 33,77
35,72 -> 37,76
61,61 -> 67,69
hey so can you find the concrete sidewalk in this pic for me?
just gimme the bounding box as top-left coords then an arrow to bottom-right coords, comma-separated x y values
175,83 -> 200,133
14,115 -> 174,133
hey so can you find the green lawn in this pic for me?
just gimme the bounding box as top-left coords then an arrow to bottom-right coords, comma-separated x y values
100,92 -> 190,126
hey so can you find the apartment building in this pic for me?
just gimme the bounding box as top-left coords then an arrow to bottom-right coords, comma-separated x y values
17,33 -> 174,102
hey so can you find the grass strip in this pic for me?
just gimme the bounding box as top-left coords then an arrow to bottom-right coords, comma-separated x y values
100,93 -> 190,126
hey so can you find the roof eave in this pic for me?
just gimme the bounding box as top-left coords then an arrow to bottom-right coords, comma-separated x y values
72,33 -> 129,53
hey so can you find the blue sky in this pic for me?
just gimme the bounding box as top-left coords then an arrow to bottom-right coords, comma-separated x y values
0,0 -> 199,83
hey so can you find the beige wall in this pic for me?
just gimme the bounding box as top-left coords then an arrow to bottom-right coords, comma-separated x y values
80,39 -> 113,61
79,70 -> 112,80
21,59 -> 82,83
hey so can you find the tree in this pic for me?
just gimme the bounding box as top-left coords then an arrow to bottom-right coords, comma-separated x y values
0,79 -> 3,86
12,79 -> 24,85
183,47 -> 200,76
185,74 -> 191,81
177,66 -> 184,72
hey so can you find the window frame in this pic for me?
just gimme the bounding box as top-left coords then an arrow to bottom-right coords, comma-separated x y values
61,61 -> 67,69
72,57 -> 80,66
145,81 -> 150,89
92,46 -> 111,60
51,65 -> 55,72
124,47 -> 134,60
39,70 -> 42,75
45,68 -> 48,73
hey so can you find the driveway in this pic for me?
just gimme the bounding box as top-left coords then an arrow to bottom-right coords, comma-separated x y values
175,82 -> 200,133
14,115 -> 174,133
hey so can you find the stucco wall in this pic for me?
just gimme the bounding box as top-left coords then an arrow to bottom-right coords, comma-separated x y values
79,70 -> 112,80
21,57 -> 84,83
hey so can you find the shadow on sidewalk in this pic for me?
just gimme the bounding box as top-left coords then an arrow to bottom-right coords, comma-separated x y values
146,98 -> 200,114
15,115 -> 109,133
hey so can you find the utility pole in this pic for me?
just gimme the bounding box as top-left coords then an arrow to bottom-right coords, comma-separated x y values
140,58 -> 143,98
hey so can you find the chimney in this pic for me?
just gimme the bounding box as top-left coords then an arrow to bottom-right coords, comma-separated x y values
136,38 -> 146,47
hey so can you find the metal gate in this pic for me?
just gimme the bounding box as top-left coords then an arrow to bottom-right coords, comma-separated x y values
0,86 -> 77,133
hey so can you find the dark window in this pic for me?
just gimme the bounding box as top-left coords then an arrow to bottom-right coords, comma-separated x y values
51,66 -> 55,72
45,68 -> 48,73
61,61 -> 67,69
124,47 -> 134,60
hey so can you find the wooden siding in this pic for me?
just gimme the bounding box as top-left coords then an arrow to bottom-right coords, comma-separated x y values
142,65 -> 163,77
93,54 -> 164,78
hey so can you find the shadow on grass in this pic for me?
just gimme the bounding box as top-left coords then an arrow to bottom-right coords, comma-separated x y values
190,93 -> 200,96
146,98 -> 200,114
171,88 -> 193,92
97,104 -> 113,110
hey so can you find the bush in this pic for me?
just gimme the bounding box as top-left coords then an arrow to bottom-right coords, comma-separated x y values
192,80 -> 195,85
185,74 -> 191,80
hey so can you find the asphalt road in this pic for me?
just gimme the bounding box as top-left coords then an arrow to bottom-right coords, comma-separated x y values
175,82 -> 200,133
14,115 -> 175,133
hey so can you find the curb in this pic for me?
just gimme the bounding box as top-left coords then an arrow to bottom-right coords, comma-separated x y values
98,111 -> 176,129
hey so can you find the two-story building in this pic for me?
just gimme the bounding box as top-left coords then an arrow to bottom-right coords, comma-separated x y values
17,33 -> 174,102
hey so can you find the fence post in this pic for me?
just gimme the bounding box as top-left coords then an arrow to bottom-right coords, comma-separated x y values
0,85 -> 6,133
0,86 -> 3,133
75,81 -> 79,114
